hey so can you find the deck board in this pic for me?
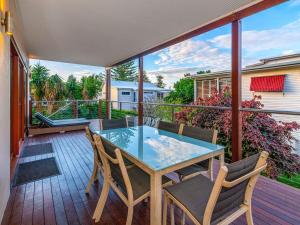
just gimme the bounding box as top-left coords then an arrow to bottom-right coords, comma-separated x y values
2,131 -> 300,225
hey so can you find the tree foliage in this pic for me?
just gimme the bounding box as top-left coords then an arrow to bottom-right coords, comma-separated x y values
165,77 -> 194,104
156,74 -> 166,88
44,74 -> 65,113
81,75 -> 103,100
30,63 -> 49,101
197,70 -> 211,74
65,75 -> 82,100
111,60 -> 138,81
175,88 -> 300,178
143,70 -> 151,83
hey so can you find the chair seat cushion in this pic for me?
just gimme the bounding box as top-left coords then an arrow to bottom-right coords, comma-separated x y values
127,166 -> 171,200
165,175 -> 214,224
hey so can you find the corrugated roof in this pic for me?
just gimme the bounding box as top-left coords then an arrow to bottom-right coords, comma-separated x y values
192,60 -> 300,79
111,80 -> 170,91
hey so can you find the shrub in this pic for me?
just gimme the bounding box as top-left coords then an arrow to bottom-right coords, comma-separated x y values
175,88 -> 300,178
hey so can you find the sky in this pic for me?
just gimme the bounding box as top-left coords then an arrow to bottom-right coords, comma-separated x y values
30,0 -> 300,88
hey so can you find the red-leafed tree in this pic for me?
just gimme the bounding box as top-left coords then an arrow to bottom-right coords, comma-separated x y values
175,87 -> 300,178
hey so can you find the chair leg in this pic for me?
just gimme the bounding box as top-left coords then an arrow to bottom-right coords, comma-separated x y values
126,204 -> 134,225
245,206 -> 254,225
208,158 -> 213,181
170,202 -> 175,225
181,211 -> 186,225
85,164 -> 98,193
93,181 -> 110,222
163,193 -> 169,225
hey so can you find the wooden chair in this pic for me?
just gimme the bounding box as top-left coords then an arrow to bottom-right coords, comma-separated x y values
92,134 -> 172,224
158,121 -> 183,134
143,116 -> 160,127
163,151 -> 269,225
175,126 -> 218,181
85,127 -> 103,193
100,118 -> 128,130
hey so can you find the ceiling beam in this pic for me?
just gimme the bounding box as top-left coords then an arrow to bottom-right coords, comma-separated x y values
110,0 -> 287,67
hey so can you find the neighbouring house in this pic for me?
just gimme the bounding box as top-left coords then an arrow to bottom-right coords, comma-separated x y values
192,53 -> 300,153
102,80 -> 171,111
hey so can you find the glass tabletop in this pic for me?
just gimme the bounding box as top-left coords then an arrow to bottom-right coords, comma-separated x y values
95,125 -> 224,171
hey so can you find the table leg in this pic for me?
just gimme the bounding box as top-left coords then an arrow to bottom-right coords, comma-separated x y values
219,153 -> 224,169
150,172 -> 162,225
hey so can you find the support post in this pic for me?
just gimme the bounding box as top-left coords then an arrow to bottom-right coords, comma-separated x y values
29,98 -> 32,126
105,68 -> 111,119
231,20 -> 242,162
138,57 -> 144,126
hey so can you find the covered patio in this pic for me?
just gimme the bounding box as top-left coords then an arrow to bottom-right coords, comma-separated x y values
1,0 -> 300,225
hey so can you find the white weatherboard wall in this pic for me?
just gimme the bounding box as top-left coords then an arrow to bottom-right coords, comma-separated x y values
0,0 -> 28,221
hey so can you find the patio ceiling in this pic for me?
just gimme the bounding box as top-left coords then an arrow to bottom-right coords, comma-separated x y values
16,0 -> 262,67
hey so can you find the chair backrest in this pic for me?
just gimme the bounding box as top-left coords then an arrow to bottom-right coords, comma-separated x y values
182,126 -> 218,144
100,118 -> 128,130
85,127 -> 102,164
143,116 -> 159,127
126,116 -> 137,127
93,134 -> 134,201
204,151 -> 268,224
158,121 -> 181,134
35,112 -> 53,126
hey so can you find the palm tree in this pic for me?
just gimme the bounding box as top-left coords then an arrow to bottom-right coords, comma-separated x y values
30,63 -> 49,111
44,74 -> 65,114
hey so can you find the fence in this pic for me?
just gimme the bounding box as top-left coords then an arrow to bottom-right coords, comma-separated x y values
30,100 -> 300,152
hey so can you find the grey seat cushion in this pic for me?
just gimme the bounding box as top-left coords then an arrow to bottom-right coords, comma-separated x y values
165,175 -> 213,224
125,166 -> 171,200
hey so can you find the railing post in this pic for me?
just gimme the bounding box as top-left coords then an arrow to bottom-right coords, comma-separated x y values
231,20 -> 242,162
171,106 -> 175,122
98,99 -> 102,119
72,100 -> 78,118
138,57 -> 144,126
29,99 -> 32,125
105,68 -> 111,119
76,100 -> 79,118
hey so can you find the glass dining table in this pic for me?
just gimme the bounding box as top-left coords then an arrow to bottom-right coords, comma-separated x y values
95,125 -> 224,225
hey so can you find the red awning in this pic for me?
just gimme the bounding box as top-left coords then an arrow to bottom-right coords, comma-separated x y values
250,75 -> 285,92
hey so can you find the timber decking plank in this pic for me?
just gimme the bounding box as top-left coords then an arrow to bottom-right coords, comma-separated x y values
2,131 -> 300,225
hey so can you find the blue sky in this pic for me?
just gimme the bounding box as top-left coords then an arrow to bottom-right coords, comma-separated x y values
30,0 -> 300,88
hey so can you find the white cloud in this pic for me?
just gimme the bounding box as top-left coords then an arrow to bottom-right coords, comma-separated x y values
210,19 -> 300,55
153,39 -> 231,71
147,66 -> 201,88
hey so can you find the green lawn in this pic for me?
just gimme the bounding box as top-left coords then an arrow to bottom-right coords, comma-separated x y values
277,173 -> 300,189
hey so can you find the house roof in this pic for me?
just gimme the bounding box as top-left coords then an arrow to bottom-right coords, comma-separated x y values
15,0 -> 263,67
110,80 -> 170,92
192,54 -> 300,79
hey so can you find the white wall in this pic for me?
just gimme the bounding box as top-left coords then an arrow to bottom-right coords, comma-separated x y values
0,0 -> 28,221
0,14 -> 11,223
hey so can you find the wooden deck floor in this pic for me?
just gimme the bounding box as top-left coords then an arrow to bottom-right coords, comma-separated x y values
1,131 -> 300,225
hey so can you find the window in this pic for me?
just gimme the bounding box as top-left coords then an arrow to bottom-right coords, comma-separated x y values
121,91 -> 131,96
157,92 -> 164,99
219,77 -> 231,92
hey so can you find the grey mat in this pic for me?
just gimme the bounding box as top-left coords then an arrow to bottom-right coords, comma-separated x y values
13,157 -> 60,186
21,143 -> 53,158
